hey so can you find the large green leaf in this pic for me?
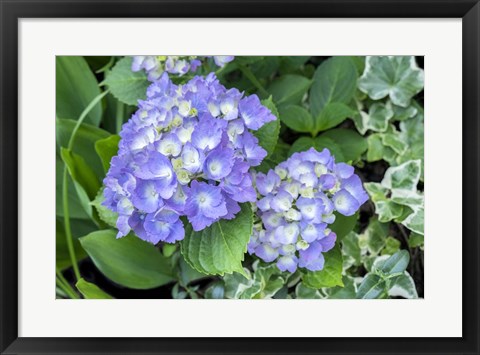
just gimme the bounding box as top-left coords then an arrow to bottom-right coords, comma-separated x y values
180,203 -> 253,276
309,57 -> 358,117
79,230 -> 175,289
105,57 -> 150,106
267,74 -> 311,106
315,102 -> 356,134
76,278 -> 113,299
56,56 -> 103,125
330,212 -> 358,241
279,105 -> 314,133
320,128 -> 367,162
95,135 -> 120,173
301,245 -> 343,289
253,98 -> 280,157
358,56 -> 424,108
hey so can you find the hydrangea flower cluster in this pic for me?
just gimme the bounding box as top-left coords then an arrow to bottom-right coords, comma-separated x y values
247,148 -> 368,273
103,72 -> 276,245
132,56 -> 234,81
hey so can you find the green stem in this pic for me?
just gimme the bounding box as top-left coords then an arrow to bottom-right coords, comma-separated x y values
56,268 -> 80,299
238,65 -> 269,97
62,90 -> 110,282
116,99 -> 125,133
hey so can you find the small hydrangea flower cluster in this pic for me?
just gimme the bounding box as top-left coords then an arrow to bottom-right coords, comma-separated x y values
103,72 -> 276,244
247,148 -> 368,273
132,56 -> 234,81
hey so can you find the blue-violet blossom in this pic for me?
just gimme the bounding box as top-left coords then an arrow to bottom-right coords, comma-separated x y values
247,148 -> 368,273
132,56 -> 234,81
103,72 -> 276,244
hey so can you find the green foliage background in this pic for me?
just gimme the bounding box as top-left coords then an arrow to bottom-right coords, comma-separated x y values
56,56 -> 424,300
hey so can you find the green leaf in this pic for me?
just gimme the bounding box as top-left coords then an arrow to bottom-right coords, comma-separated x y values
279,105 -> 314,133
267,74 -> 311,106
320,128 -> 367,162
392,103 -> 418,121
61,148 -> 100,202
309,57 -> 358,117
253,98 -> 281,157
91,188 -> 118,228
381,160 -> 421,190
358,56 -> 424,108
76,278 -> 113,299
56,153 -> 89,219
330,212 -> 358,241
105,57 -> 149,106
382,129 -> 408,155
356,273 -> 386,299
56,118 -> 110,178
376,250 -> 410,275
180,203 -> 253,276
327,276 -> 358,299
295,282 -> 322,299
302,245 -> 343,289
363,218 -> 389,255
289,136 -> 345,162
382,236 -> 401,255
204,281 -> 226,299
408,232 -> 424,248
366,133 -> 385,162
56,56 -> 103,125
315,102 -> 356,134
80,230 -> 174,289
224,262 -> 284,299
342,232 -> 362,267
388,272 -> 418,299
95,135 -> 120,173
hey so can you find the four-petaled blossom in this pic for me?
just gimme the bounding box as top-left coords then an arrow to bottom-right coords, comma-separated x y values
132,56 -> 234,81
247,148 -> 368,273
103,71 -> 276,244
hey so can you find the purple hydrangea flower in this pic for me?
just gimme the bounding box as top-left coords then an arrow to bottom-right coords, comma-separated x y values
247,148 -> 367,272
103,72 -> 276,244
132,55 -> 235,81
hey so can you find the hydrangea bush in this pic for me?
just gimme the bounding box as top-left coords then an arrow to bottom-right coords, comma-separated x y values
56,55 -> 424,300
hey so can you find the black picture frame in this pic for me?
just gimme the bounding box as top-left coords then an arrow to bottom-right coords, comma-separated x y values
1,1 -> 478,354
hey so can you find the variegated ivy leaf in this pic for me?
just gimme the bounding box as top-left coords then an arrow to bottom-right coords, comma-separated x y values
392,103 -> 418,121
364,182 -> 405,223
224,261 -> 285,299
388,272 -> 418,299
353,102 -> 394,134
382,125 -> 408,156
401,206 -> 424,235
358,56 -> 424,108
381,160 -> 422,191
363,218 -> 389,255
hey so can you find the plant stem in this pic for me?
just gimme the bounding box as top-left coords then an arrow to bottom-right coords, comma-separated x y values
56,268 -> 80,299
238,65 -> 269,97
62,90 -> 110,282
116,100 -> 125,133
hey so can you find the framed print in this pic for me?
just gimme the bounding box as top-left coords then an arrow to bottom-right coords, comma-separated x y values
1,1 -> 479,354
